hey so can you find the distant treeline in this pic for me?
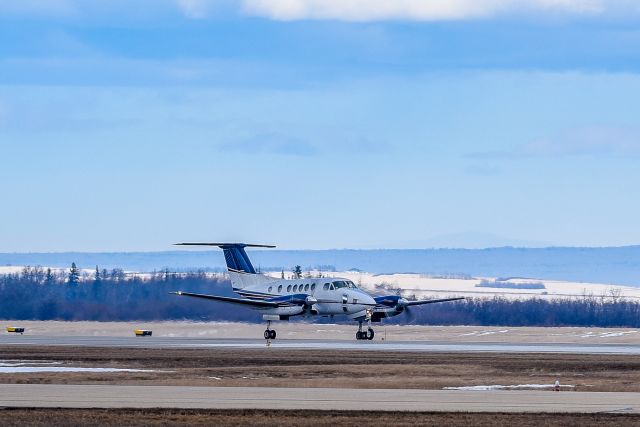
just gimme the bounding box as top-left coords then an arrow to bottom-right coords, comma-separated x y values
0,266 -> 261,322
1,266 -> 639,327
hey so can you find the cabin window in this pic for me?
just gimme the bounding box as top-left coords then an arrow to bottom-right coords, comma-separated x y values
278,285 -> 283,293
323,283 -> 329,290
287,285 -> 292,292
311,283 -> 316,291
304,284 -> 309,291
293,285 -> 298,292
333,281 -> 347,289
268,286 -> 273,292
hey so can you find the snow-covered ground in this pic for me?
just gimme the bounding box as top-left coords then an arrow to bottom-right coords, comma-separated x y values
2,265 -> 638,300
0,266 -> 224,280
265,271 -> 640,300
0,360 -> 161,374
444,384 -> 576,391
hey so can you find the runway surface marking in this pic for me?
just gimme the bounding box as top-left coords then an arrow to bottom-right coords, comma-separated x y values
0,385 -> 638,413
1,335 -> 640,354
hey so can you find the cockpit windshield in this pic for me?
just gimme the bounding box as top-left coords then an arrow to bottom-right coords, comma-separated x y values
332,280 -> 357,289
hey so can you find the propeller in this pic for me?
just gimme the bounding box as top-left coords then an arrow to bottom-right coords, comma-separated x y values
396,298 -> 416,323
404,305 -> 416,324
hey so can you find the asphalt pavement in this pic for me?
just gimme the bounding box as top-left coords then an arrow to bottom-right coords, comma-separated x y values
0,384 -> 638,413
2,335 -> 640,354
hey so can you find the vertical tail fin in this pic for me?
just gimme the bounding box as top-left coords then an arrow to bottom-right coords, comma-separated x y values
175,243 -> 275,289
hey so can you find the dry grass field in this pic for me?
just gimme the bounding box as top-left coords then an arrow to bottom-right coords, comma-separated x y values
0,408 -> 638,427
1,346 -> 639,392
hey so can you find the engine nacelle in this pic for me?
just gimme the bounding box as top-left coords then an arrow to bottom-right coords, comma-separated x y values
265,305 -> 305,317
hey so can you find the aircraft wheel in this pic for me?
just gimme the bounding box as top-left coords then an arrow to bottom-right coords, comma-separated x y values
367,328 -> 375,340
264,330 -> 271,340
270,330 -> 277,340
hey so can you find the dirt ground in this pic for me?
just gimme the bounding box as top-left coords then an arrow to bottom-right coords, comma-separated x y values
0,408 -> 638,427
1,346 -> 639,392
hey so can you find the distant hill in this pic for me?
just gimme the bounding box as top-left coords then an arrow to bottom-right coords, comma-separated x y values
1,246 -> 639,286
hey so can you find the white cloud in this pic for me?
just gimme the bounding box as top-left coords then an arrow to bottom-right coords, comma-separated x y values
240,0 -> 617,22
520,126 -> 640,157
176,0 -> 211,19
467,126 -> 640,159
222,132 -> 320,156
1,0 -> 636,21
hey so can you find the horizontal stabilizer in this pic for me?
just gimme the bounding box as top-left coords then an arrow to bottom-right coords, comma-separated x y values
175,243 -> 276,248
174,241 -> 274,283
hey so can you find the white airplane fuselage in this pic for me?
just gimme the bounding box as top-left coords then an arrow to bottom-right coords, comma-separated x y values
230,271 -> 376,319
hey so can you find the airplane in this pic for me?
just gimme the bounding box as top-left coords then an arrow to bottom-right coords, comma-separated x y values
171,243 -> 465,340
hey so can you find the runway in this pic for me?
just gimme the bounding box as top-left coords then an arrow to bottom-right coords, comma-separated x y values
2,335 -> 640,354
0,384 -> 638,413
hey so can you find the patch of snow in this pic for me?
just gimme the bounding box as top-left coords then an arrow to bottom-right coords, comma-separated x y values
598,331 -> 637,338
579,332 -> 596,338
0,367 -> 162,374
461,330 -> 510,337
209,376 -> 222,380
0,360 -> 62,367
578,331 -> 638,338
444,384 -> 576,391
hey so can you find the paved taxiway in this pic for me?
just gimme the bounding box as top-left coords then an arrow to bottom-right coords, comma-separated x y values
2,335 -> 640,354
0,384 -> 638,413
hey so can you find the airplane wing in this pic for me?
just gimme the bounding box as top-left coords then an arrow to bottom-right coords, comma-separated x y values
403,297 -> 466,306
374,295 -> 466,308
368,296 -> 466,322
170,291 -> 280,308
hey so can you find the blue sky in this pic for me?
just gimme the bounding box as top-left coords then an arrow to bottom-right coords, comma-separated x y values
1,0 -> 640,251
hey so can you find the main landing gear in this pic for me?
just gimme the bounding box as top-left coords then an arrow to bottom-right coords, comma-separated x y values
264,320 -> 276,340
356,321 -> 374,340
